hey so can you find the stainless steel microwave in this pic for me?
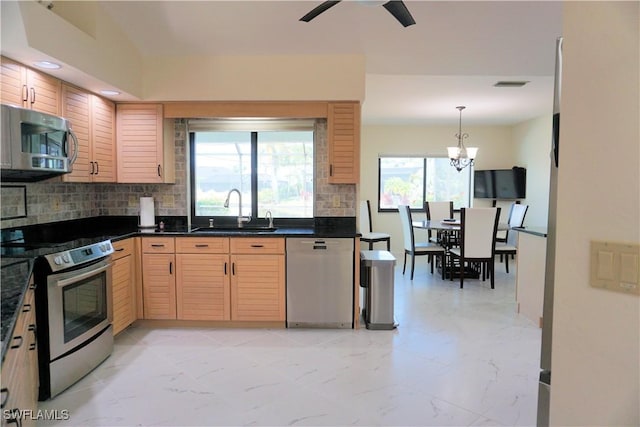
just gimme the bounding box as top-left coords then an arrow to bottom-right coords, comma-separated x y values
1,104 -> 78,182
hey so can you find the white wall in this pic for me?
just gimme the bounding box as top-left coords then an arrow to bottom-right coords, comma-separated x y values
550,2 -> 639,425
142,54 -> 365,102
359,124 -> 515,257
1,1 -> 143,98
513,115 -> 552,227
1,2 -> 366,103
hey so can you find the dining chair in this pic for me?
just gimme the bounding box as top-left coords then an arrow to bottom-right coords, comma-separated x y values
398,204 -> 445,280
359,200 -> 391,250
495,203 -> 529,273
425,201 -> 454,242
448,207 -> 501,289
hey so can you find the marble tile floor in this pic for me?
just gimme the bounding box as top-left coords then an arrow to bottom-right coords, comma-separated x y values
38,260 -> 541,427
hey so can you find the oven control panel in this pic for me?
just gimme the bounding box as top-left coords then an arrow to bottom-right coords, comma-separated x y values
44,240 -> 114,272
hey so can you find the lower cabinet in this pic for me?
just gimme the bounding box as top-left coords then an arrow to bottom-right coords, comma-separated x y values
1,278 -> 38,427
141,237 -> 176,319
112,238 -> 137,334
175,237 -> 231,320
141,236 -> 285,323
230,238 -> 286,322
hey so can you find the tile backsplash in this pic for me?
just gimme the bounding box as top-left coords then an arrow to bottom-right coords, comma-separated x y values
1,119 -> 355,229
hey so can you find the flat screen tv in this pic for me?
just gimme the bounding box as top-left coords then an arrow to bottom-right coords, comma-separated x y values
474,167 -> 526,199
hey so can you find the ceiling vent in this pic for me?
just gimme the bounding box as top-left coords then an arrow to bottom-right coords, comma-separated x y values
494,81 -> 530,88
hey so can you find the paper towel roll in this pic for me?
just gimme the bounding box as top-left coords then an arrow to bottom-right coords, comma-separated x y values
139,197 -> 155,227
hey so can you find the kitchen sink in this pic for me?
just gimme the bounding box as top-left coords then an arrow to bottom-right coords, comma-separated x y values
191,226 -> 278,233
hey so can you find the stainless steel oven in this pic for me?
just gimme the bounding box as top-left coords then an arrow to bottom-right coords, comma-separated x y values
46,258 -> 112,360
35,240 -> 114,400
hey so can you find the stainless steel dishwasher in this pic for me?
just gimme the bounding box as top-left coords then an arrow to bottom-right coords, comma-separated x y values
286,238 -> 354,328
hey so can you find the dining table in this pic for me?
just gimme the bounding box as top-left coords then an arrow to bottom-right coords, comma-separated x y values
412,219 -> 510,232
412,219 -> 510,278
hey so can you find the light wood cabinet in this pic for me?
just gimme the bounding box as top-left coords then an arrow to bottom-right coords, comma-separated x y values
1,279 -> 38,427
0,56 -> 61,116
141,237 -> 176,319
116,104 -> 175,183
230,238 -> 285,322
176,237 -> 231,321
327,102 -> 360,184
90,95 -> 117,182
112,238 -> 136,334
61,84 -> 91,181
142,237 -> 285,323
61,85 -> 116,183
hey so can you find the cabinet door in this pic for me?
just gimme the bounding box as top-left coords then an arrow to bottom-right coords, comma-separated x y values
142,253 -> 176,319
1,287 -> 37,427
61,84 -> 92,182
176,254 -> 231,320
0,56 -> 27,107
26,68 -> 61,115
91,95 -> 116,182
230,254 -> 285,321
116,104 -> 164,183
327,102 -> 360,184
112,239 -> 136,335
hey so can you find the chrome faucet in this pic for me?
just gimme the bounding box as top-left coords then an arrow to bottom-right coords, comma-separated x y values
265,210 -> 274,228
224,188 -> 251,227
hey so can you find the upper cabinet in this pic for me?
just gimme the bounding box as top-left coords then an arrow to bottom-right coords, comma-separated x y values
91,95 -> 117,182
61,84 -> 116,183
116,104 -> 175,183
0,56 -> 61,116
327,102 -> 360,184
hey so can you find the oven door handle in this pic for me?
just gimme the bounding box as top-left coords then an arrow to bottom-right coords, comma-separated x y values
55,262 -> 111,288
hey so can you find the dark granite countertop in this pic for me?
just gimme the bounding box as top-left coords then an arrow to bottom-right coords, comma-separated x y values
1,257 -> 34,361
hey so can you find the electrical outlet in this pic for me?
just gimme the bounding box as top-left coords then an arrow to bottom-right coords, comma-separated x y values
128,195 -> 138,207
332,195 -> 340,208
52,195 -> 61,211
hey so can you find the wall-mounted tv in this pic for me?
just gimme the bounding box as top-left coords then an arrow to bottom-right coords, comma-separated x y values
474,167 -> 526,199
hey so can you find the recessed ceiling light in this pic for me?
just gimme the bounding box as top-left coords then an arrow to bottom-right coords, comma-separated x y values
100,90 -> 121,96
493,81 -> 530,88
33,61 -> 61,70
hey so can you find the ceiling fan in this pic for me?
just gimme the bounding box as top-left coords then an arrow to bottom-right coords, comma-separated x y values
300,1 -> 416,28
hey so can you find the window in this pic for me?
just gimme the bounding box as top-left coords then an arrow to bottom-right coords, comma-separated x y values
189,121 -> 314,225
378,156 -> 472,211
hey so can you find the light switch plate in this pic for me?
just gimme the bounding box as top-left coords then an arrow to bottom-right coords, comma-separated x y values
590,241 -> 640,295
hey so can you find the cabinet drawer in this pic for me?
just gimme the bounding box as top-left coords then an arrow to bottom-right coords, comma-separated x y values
230,237 -> 285,254
112,238 -> 134,260
141,237 -> 175,253
175,237 -> 229,254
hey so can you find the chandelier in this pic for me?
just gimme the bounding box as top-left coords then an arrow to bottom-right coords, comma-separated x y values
447,106 -> 478,172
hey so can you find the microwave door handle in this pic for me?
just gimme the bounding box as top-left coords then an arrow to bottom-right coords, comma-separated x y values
68,130 -> 79,166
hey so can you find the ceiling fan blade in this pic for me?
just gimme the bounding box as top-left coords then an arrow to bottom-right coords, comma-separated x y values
382,1 -> 416,27
300,1 -> 342,22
